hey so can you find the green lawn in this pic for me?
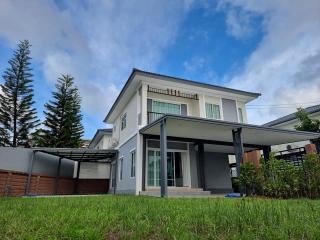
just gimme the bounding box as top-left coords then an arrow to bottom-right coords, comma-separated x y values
0,196 -> 320,239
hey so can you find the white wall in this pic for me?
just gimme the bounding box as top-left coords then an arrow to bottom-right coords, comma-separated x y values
112,92 -> 138,147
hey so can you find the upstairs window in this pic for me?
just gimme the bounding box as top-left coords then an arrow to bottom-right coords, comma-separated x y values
205,103 -> 221,120
238,108 -> 244,123
152,101 -> 181,115
121,113 -> 127,130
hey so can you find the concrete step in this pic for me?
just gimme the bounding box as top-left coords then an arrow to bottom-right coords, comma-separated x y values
140,188 -> 212,197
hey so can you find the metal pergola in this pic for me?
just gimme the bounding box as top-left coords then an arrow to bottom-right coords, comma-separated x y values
25,148 -> 118,195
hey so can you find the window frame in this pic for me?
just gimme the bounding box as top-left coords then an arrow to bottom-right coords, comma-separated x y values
121,113 -> 127,131
151,99 -> 182,115
130,149 -> 136,178
205,102 -> 221,120
238,107 -> 244,123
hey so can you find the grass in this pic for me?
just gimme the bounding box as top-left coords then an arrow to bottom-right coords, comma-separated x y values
0,196 -> 320,239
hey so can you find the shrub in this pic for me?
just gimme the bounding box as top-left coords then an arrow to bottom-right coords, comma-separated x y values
238,153 -> 320,199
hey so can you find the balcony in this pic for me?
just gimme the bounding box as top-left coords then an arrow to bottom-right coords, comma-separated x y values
147,111 -> 165,124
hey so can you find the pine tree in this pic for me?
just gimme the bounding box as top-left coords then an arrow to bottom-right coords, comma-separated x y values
37,74 -> 84,148
0,40 -> 39,147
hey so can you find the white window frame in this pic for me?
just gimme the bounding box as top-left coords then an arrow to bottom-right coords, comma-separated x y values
151,99 -> 183,115
130,149 -> 136,178
205,102 -> 221,120
238,107 -> 244,123
121,113 -> 127,131
119,157 -> 123,181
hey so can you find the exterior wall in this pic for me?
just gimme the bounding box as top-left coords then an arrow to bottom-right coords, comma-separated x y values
0,147 -> 74,177
114,134 -> 137,194
222,98 -> 238,122
112,93 -> 138,147
75,162 -> 111,179
95,135 -> 113,150
142,83 -> 248,124
204,152 -> 233,193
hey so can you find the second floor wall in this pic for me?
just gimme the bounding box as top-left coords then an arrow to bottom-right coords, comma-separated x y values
111,81 -> 249,147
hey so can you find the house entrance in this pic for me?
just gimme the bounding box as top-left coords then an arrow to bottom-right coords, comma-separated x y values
147,150 -> 185,187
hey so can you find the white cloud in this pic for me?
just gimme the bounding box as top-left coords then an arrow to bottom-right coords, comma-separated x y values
0,0 -> 191,132
218,0 -> 320,124
225,9 -> 254,39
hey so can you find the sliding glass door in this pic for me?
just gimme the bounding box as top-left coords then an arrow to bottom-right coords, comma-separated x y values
147,150 -> 183,187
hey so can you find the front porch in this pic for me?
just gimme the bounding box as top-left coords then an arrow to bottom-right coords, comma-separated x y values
139,114 -> 319,197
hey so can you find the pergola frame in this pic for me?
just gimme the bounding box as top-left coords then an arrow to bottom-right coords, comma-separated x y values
25,148 -> 117,196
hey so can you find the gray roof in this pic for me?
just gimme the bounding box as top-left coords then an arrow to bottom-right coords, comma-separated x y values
88,128 -> 112,148
263,104 -> 320,127
104,68 -> 261,122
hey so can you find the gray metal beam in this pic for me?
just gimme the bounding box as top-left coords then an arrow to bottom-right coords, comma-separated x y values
197,142 -> 206,190
160,119 -> 167,197
262,146 -> 271,162
232,128 -> 244,180
25,151 -> 36,195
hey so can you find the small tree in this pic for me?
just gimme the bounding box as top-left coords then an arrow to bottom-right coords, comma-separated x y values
0,40 -> 39,147
36,74 -> 84,148
295,108 -> 320,151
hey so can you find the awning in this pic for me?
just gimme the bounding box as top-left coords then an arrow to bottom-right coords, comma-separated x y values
32,148 -> 117,162
139,114 -> 320,148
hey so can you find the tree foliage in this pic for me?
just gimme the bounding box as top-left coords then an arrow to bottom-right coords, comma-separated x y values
36,74 -> 84,148
294,108 -> 320,132
0,40 -> 39,147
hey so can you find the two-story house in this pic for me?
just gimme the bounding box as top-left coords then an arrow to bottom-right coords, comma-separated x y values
101,69 -> 318,196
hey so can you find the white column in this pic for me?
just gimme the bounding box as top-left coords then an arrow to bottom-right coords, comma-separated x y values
198,94 -> 206,118
135,133 -> 143,195
141,84 -> 148,126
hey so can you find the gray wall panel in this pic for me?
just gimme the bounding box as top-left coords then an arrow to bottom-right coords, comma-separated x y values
113,135 -> 137,194
204,152 -> 233,193
222,98 -> 238,122
0,147 -> 74,177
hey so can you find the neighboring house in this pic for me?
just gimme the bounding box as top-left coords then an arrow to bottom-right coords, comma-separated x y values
101,69 -> 318,196
263,105 -> 320,151
89,128 -> 113,149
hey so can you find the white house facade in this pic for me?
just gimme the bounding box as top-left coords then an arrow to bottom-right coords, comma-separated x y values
99,69 -> 319,196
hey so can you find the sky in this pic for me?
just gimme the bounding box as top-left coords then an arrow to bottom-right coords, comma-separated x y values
0,0 -> 319,139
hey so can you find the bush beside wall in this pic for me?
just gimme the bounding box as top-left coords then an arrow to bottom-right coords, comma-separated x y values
239,153 -> 320,199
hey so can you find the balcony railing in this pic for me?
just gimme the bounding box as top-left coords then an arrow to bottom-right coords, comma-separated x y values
147,85 -> 198,100
147,111 -> 165,124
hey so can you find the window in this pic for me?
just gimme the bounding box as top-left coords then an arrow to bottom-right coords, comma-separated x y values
205,103 -> 221,119
119,158 -> 123,180
130,150 -> 136,178
152,101 -> 181,115
238,108 -> 244,123
121,113 -> 126,130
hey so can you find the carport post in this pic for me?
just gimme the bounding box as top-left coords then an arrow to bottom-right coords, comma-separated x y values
232,128 -> 244,181
25,150 -> 36,195
55,157 -> 62,195
160,119 -> 168,197
262,146 -> 271,162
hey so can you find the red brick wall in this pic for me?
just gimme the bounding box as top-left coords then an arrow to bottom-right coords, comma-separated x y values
0,169 -> 109,197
